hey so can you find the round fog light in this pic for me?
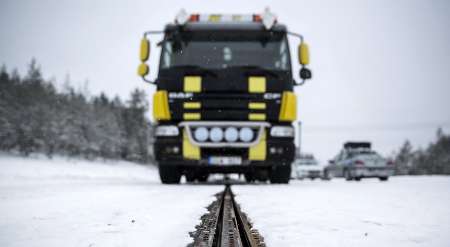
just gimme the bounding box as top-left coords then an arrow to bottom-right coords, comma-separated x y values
224,127 -> 238,142
209,127 -> 224,142
194,127 -> 208,142
239,127 -> 254,142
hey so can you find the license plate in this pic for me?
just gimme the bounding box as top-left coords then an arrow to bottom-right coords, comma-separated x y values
208,156 -> 242,165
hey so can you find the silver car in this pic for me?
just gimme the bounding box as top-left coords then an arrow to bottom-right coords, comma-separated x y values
325,142 -> 394,181
291,154 -> 326,180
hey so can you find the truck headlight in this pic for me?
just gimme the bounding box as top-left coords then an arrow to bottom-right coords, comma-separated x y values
224,127 -> 239,142
155,125 -> 179,136
209,127 -> 224,142
270,126 -> 294,137
194,127 -> 208,142
239,127 -> 254,142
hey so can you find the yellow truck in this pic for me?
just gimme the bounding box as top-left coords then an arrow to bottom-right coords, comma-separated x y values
138,9 -> 312,183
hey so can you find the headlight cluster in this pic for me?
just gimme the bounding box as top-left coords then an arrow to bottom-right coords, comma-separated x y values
155,125 -> 179,136
193,127 -> 255,143
270,126 -> 295,137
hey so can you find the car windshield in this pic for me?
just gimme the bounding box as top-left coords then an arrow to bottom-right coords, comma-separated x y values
160,32 -> 291,71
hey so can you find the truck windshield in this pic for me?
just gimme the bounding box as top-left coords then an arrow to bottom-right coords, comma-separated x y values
160,33 -> 291,71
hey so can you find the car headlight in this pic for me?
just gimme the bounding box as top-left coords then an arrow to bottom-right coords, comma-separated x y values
155,125 -> 179,136
270,126 -> 294,137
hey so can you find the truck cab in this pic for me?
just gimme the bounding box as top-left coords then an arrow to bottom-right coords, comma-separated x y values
138,9 -> 311,184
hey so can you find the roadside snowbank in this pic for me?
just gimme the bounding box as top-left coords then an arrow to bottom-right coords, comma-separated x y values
0,155 -> 155,185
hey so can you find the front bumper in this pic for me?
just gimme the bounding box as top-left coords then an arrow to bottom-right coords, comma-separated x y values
294,170 -> 323,179
350,167 -> 394,177
154,135 -> 295,171
305,170 -> 323,178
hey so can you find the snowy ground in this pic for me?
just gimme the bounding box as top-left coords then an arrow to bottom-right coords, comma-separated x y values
1,155 -> 449,247
234,177 -> 450,247
0,155 -> 222,247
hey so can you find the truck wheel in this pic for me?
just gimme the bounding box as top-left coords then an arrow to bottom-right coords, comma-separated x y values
244,173 -> 255,182
159,164 -> 181,184
197,174 -> 209,182
354,177 -> 361,181
344,169 -> 353,181
258,177 -> 268,182
379,177 -> 389,181
270,165 -> 291,184
185,172 -> 196,182
255,170 -> 269,182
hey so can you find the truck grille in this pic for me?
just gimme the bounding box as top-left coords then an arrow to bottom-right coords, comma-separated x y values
168,93 -> 282,121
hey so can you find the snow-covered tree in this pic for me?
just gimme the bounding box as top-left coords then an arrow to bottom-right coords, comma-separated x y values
0,60 -> 153,163
394,140 -> 413,175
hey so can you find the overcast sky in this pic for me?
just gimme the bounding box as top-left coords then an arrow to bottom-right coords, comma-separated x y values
1,0 -> 449,162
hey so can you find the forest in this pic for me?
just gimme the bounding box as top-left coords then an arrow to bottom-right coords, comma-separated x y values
393,128 -> 450,175
0,60 -> 153,163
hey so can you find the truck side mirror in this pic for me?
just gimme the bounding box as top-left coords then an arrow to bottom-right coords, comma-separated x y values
298,42 -> 309,65
300,68 -> 312,80
140,38 -> 150,62
296,42 -> 312,84
329,160 -> 335,165
138,38 -> 150,77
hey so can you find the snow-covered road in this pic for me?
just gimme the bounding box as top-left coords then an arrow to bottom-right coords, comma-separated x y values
1,155 -> 449,247
234,177 -> 450,247
0,155 -> 222,247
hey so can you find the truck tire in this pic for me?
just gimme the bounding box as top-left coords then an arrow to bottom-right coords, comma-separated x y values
159,164 -> 181,184
185,172 -> 196,182
196,173 -> 209,182
379,176 -> 389,181
253,169 -> 269,182
270,165 -> 291,184
244,173 -> 255,182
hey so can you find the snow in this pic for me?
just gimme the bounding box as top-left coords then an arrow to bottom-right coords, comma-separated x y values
233,177 -> 450,247
2,154 -> 449,247
0,155 -> 222,247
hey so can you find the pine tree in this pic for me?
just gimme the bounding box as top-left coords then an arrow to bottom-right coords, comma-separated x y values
394,140 -> 413,175
122,89 -> 149,162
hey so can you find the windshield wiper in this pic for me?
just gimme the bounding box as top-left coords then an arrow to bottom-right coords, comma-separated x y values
167,65 -> 218,77
228,65 -> 280,79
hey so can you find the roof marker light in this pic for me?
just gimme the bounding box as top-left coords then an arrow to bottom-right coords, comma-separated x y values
189,14 -> 199,22
175,8 -> 189,25
261,7 -> 277,29
174,8 -> 277,28
253,14 -> 262,22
